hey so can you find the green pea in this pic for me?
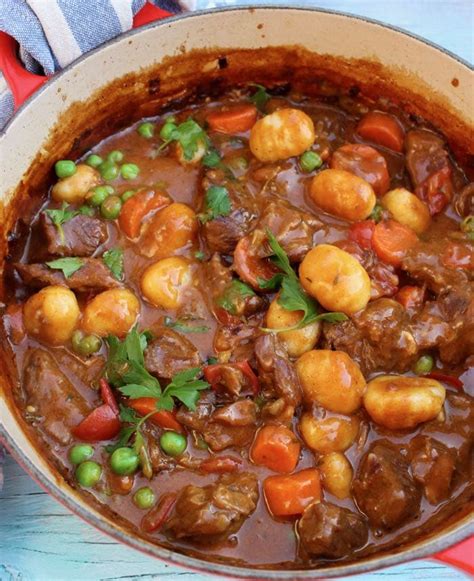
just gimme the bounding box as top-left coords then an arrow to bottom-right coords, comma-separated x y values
228,156 -> 248,171
299,151 -> 322,173
75,461 -> 102,487
121,189 -> 136,202
414,355 -> 434,375
69,444 -> 94,465
369,203 -> 383,223
138,122 -> 155,139
81,335 -> 102,356
100,195 -> 122,220
107,150 -> 124,163
87,185 -> 114,207
99,160 -> 119,181
55,160 -> 77,179
72,330 -> 85,352
120,163 -> 140,180
85,154 -> 103,168
110,447 -> 140,475
159,122 -> 177,141
202,151 -> 221,168
133,486 -> 156,509
159,431 -> 187,457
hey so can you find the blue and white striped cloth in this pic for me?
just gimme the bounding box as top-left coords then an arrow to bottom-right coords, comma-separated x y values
0,0 -> 195,130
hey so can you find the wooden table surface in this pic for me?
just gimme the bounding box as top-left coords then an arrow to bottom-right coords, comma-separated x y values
1,1 -> 472,580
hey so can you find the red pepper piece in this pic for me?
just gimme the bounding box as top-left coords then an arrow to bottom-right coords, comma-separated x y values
141,492 -> 177,533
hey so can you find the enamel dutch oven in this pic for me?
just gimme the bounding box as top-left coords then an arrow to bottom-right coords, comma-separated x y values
0,4 -> 473,578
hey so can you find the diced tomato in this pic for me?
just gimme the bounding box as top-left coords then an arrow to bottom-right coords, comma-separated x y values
207,104 -> 258,134
128,398 -> 183,433
250,425 -> 301,473
214,306 -> 240,326
72,404 -> 121,442
356,111 -> 405,152
330,144 -> 390,195
141,492 -> 177,533
372,219 -> 418,267
118,189 -> 170,238
233,235 -> 279,290
415,165 -> 453,215
395,286 -> 425,310
441,241 -> 473,270
99,378 -> 120,415
199,455 -> 242,474
424,373 -> 463,389
348,220 -> 375,250
204,360 -> 259,395
264,468 -> 321,517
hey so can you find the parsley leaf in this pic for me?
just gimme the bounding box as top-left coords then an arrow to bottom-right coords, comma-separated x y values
260,230 -> 348,331
78,205 -> 95,217
46,257 -> 84,278
44,202 -> 80,243
119,382 -> 161,400
249,83 -> 270,111
164,317 -> 209,334
158,367 -> 210,412
217,280 -> 256,315
198,186 -> 231,224
159,119 -> 210,161
102,248 -> 124,281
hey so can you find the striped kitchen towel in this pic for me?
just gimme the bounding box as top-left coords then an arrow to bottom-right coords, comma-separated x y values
0,0 -> 194,130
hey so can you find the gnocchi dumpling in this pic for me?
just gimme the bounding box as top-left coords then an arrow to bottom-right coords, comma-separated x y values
141,257 -> 194,309
364,375 -> 446,430
82,288 -> 140,337
51,164 -> 101,204
299,412 -> 360,454
249,108 -> 315,162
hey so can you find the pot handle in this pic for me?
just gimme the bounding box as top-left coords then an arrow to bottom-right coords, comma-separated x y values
433,536 -> 474,575
0,2 -> 170,110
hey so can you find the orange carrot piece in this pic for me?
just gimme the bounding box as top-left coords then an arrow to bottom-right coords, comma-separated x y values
250,424 -> 301,473
118,189 -> 170,238
207,104 -> 258,134
372,219 -> 418,267
264,468 -> 321,517
357,111 -> 404,152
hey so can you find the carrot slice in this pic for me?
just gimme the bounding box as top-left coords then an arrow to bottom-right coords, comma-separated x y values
128,398 -> 183,433
250,425 -> 300,473
372,219 -> 418,267
264,468 -> 321,517
357,112 -> 404,153
207,104 -> 258,134
118,189 -> 170,238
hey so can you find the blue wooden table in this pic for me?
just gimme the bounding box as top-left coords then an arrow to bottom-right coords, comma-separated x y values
1,2 -> 472,580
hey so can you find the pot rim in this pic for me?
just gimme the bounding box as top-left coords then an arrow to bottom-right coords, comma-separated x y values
1,5 -> 473,578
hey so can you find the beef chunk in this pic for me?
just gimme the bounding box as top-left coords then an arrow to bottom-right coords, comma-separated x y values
14,259 -> 120,292
23,349 -> 91,445
214,320 -> 262,362
406,129 -> 451,187
165,472 -> 258,543
201,173 -> 259,254
322,299 -> 418,375
257,200 -> 322,262
204,363 -> 257,399
408,435 -> 456,505
40,212 -> 107,257
402,238 -> 469,295
254,333 -> 302,407
144,328 -> 201,379
298,502 -> 368,559
176,395 -> 257,451
353,441 -> 421,530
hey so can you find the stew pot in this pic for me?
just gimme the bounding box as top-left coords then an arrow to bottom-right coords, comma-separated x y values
0,4 -> 472,577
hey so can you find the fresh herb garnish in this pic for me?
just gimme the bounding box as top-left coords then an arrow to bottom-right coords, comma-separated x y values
45,257 -> 84,278
194,250 -> 206,261
78,205 -> 95,217
164,317 -> 210,334
369,203 -> 384,223
249,83 -> 270,111
260,230 -> 348,331
158,118 -> 210,161
198,186 -> 231,224
106,327 -> 209,412
102,248 -> 124,281
217,280 -> 256,315
44,202 -> 80,243
460,215 -> 474,240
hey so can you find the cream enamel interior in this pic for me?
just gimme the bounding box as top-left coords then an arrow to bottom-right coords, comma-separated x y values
0,7 -> 473,578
